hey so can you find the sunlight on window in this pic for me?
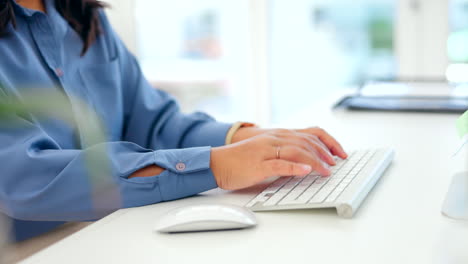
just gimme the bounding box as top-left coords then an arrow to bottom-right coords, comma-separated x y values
447,0 -> 468,82
270,0 -> 395,122
135,0 -> 252,122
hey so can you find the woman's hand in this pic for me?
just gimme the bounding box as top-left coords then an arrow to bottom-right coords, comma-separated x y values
211,129 -> 347,190
232,126 -> 347,159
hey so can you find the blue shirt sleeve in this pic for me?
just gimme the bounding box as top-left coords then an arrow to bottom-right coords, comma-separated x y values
0,114 -> 222,221
115,29 -> 232,150
0,10 -> 232,224
101,12 -> 233,206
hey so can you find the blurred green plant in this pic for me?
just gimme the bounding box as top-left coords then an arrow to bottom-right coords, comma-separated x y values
0,91 -> 115,261
368,15 -> 394,52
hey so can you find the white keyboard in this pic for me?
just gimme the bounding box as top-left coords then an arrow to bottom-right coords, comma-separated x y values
245,148 -> 395,218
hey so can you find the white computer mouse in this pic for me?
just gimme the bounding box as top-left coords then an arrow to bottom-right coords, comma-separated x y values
155,204 -> 257,233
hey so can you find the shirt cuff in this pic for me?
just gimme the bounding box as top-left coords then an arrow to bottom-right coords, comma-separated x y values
153,146 -> 218,201
181,118 -> 232,148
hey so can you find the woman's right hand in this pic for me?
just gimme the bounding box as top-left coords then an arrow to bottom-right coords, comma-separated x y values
211,129 -> 345,190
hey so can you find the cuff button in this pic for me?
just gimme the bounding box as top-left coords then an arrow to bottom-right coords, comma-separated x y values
176,162 -> 186,171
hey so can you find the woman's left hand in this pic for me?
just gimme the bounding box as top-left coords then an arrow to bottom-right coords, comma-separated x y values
231,126 -> 348,160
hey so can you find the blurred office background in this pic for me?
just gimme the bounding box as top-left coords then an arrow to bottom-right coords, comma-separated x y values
103,0 -> 468,125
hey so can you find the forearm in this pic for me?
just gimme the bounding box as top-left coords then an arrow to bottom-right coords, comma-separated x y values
129,165 -> 165,179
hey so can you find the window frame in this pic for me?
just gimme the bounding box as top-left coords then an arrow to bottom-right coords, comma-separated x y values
396,0 -> 449,79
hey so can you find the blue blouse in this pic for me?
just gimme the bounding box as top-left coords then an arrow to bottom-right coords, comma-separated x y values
0,1 -> 231,240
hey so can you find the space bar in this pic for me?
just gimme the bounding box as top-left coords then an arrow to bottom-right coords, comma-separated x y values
246,178 -> 291,207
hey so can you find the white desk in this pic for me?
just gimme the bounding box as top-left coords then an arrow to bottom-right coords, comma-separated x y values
21,97 -> 468,264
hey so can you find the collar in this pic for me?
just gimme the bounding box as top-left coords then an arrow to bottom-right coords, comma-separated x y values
12,0 -> 69,40
44,0 -> 69,40
11,0 -> 41,17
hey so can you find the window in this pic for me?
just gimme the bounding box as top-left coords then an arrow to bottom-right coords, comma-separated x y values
134,0 -> 254,123
447,0 -> 468,82
270,0 -> 396,122
106,0 -> 460,125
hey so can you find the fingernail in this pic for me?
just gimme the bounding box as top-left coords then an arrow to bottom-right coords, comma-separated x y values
322,163 -> 332,175
302,165 -> 312,173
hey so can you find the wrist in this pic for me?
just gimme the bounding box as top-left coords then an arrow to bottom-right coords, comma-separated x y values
226,122 -> 258,145
231,126 -> 264,144
210,147 -> 225,188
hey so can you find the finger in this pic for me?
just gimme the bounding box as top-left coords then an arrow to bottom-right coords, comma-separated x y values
299,134 -> 336,165
272,131 -> 335,165
274,129 -> 330,155
304,127 -> 348,159
262,159 -> 312,178
277,146 -> 331,176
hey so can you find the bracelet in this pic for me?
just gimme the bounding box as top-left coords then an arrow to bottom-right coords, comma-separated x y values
225,122 -> 257,145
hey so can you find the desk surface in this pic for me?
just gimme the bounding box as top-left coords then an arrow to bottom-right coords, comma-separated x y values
21,98 -> 468,264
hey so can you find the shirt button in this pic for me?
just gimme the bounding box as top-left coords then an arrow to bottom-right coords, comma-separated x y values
55,68 -> 64,77
175,163 -> 186,172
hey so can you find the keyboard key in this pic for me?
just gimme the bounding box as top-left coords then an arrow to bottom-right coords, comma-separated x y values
301,175 -> 319,184
263,193 -> 287,206
326,178 -> 342,187
341,178 -> 353,184
309,191 -> 329,204
264,177 -> 291,193
246,178 -> 292,207
246,194 -> 270,207
313,178 -> 329,185
331,173 -> 347,179
325,194 -> 339,203
327,186 -> 347,203
280,188 -> 307,203
296,186 -> 321,203
309,185 -> 337,203
281,177 -> 303,190
263,178 -> 302,206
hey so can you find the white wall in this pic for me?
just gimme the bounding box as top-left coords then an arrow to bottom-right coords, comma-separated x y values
103,0 -> 137,55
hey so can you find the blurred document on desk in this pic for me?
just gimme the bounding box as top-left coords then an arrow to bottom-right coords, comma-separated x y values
360,81 -> 468,98
335,81 -> 468,113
